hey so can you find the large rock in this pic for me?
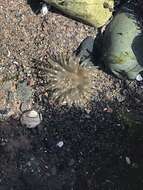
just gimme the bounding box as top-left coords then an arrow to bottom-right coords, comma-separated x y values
102,2 -> 143,79
44,0 -> 114,28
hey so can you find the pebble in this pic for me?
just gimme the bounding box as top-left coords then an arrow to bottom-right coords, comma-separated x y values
57,141 -> 64,148
20,101 -> 32,112
41,3 -> 49,16
136,74 -> 143,81
13,61 -> 19,66
103,107 -> 113,113
125,156 -> 131,165
20,110 -> 42,128
7,49 -> 10,57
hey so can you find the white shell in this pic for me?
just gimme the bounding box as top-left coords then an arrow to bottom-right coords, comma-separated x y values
136,74 -> 143,81
125,156 -> 131,165
41,3 -> 49,16
21,110 -> 42,128
57,141 -> 64,148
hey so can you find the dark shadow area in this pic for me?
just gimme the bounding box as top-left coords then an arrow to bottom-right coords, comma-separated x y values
74,35 -> 102,68
73,34 -> 114,80
132,34 -> 143,67
27,0 -> 43,14
0,89 -> 143,190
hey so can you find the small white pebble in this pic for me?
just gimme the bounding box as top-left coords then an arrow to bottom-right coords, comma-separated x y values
7,49 -> 11,57
21,110 -> 42,128
85,109 -> 91,114
27,161 -> 31,167
41,3 -> 49,16
136,74 -> 143,81
125,156 -> 131,165
45,165 -> 48,169
13,61 -> 19,65
57,141 -> 64,148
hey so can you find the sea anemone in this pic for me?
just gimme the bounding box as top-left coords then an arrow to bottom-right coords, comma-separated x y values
35,54 -> 97,107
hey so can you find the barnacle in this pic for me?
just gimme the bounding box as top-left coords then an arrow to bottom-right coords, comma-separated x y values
41,54 -> 97,107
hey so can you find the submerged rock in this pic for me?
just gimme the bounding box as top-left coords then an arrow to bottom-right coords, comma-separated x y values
102,1 -> 143,79
43,0 -> 114,28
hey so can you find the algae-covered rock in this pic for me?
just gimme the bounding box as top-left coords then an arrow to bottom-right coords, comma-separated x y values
44,0 -> 114,28
102,2 -> 143,79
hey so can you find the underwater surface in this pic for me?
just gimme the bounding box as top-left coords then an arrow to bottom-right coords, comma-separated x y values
0,0 -> 143,189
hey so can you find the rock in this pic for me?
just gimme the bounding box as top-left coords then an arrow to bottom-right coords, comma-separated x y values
20,110 -> 42,128
41,3 -> 49,16
136,74 -> 143,81
102,1 -> 143,80
43,0 -> 114,28
125,156 -> 131,165
56,141 -> 64,148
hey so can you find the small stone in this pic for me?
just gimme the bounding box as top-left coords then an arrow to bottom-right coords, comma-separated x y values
136,74 -> 143,81
57,141 -> 64,148
13,61 -> 19,66
20,110 -> 42,128
20,101 -> 32,112
41,3 -> 49,16
125,156 -> 131,165
27,161 -> 32,167
6,49 -> 10,57
45,165 -> 48,169
103,107 -> 113,113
